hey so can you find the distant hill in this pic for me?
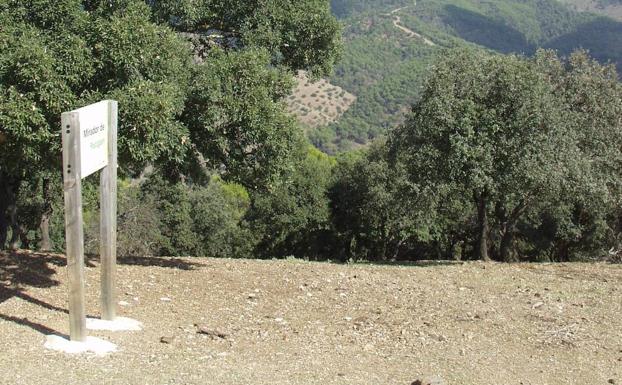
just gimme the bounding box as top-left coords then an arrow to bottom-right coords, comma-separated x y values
558,0 -> 622,21
302,0 -> 622,152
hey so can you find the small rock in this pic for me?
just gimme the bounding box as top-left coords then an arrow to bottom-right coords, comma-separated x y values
160,297 -> 172,302
195,324 -> 228,339
532,301 -> 544,309
411,375 -> 446,385
160,336 -> 174,344
608,379 -> 616,384
118,300 -> 130,306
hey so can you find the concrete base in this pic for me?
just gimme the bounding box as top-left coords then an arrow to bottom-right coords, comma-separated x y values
44,335 -> 117,355
86,317 -> 143,331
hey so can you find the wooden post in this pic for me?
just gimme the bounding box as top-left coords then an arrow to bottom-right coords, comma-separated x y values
61,112 -> 87,342
100,101 -> 118,321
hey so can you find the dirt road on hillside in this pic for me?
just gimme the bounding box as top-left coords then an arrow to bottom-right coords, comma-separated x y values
388,4 -> 436,46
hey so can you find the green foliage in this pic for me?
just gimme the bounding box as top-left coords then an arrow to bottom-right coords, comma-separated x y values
151,0 -> 343,78
390,48 -> 622,261
331,0 -> 411,18
183,48 -> 299,188
0,0 -> 342,251
318,0 -> 622,152
328,140 -> 474,261
135,174 -> 254,258
0,0 -> 192,177
248,144 -> 335,259
78,174 -> 254,258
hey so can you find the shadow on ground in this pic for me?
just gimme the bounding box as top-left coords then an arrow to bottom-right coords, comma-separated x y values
351,259 -> 465,268
0,250 -> 62,302
117,255 -> 205,270
0,250 -> 70,336
0,313 -> 67,338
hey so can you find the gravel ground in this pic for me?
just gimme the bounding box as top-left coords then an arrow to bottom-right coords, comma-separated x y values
1,250 -> 621,385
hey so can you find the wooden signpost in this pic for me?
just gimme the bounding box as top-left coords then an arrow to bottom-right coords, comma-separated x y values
61,100 -> 118,341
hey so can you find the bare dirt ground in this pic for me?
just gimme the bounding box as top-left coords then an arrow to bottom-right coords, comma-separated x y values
286,71 -> 356,129
1,250 -> 621,385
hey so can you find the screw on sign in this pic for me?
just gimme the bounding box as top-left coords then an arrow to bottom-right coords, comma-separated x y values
61,100 -> 118,341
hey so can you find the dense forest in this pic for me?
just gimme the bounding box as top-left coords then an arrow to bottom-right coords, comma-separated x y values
313,0 -> 622,152
1,0 -> 621,263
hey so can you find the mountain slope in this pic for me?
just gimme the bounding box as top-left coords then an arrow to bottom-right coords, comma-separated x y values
286,71 -> 356,129
558,0 -> 622,21
306,0 -> 622,152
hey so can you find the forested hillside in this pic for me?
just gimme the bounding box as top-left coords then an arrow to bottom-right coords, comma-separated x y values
558,0 -> 622,20
312,0 -> 622,151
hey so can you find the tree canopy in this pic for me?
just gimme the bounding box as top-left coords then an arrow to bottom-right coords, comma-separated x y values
0,0 -> 342,249
390,48 -> 622,261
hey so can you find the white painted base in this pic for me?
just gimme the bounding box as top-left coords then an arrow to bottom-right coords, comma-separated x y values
44,335 -> 117,355
86,317 -> 143,331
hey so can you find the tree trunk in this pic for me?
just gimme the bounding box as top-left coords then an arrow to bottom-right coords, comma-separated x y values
500,225 -> 515,262
4,178 -> 20,250
8,203 -> 20,250
0,177 -> 8,248
39,177 -> 53,251
498,200 -> 528,262
475,191 -> 490,261
39,214 -> 52,251
19,226 -> 30,250
0,210 -> 7,248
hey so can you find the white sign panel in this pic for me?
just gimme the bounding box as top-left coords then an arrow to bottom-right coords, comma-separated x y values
75,101 -> 109,178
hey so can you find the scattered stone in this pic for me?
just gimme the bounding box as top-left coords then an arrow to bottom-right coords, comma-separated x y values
160,297 -> 172,302
608,379 -> 616,384
195,324 -> 228,339
532,301 -> 544,309
160,336 -> 174,344
411,375 -> 446,385
118,300 -> 130,306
